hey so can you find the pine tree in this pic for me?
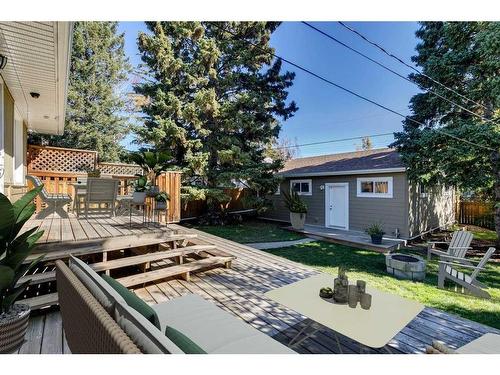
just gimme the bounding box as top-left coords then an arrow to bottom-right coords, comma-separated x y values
391,22 -> 500,242
134,22 -> 298,205
29,22 -> 132,162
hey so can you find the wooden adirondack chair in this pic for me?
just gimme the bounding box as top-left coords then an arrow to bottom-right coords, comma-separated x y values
427,230 -> 473,261
437,247 -> 496,299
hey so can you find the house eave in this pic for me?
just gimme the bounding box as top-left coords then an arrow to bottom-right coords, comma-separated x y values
280,167 -> 406,178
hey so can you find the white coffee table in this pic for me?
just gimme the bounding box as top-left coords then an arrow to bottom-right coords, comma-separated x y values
265,274 -> 424,350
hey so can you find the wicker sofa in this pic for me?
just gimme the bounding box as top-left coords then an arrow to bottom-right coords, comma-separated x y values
56,259 -> 294,354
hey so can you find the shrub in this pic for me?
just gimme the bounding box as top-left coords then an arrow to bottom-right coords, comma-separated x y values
282,189 -> 308,214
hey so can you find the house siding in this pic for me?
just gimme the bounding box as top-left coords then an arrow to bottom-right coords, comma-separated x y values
2,84 -> 28,202
264,172 -> 411,238
408,184 -> 455,237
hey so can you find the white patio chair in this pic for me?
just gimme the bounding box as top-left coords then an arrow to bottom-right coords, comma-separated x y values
83,178 -> 119,218
437,247 -> 496,299
26,175 -> 72,219
427,230 -> 473,261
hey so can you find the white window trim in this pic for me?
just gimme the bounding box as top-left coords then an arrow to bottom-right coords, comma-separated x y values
356,176 -> 393,198
290,179 -> 312,196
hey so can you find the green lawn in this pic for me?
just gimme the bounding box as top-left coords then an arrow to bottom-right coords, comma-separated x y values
191,220 -> 304,243
265,241 -> 500,329
451,224 -> 498,242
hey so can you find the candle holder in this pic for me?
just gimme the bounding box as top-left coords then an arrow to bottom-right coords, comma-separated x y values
348,285 -> 358,308
333,267 -> 349,304
360,293 -> 372,310
356,280 -> 366,294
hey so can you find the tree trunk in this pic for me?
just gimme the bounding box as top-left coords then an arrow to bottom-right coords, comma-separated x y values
493,150 -> 500,247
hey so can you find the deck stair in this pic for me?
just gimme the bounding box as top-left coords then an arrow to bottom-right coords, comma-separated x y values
117,255 -> 235,287
89,244 -> 217,272
16,230 -> 236,310
24,233 -> 198,264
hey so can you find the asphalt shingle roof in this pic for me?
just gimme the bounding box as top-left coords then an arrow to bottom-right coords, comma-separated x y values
281,148 -> 404,176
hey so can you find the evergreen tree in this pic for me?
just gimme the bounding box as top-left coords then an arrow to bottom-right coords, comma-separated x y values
134,22 -> 298,206
29,22 -> 132,162
391,22 -> 500,241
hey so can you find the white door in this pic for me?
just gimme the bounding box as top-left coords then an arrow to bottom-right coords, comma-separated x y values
325,183 -> 349,229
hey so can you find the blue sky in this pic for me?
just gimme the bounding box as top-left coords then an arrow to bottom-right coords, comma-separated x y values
118,22 -> 421,157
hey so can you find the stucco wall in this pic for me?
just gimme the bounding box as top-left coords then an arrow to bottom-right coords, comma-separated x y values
408,184 -> 455,237
263,172 -> 411,238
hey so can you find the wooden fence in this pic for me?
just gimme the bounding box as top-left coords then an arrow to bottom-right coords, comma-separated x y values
456,200 -> 495,230
26,144 -> 181,223
181,188 -> 251,219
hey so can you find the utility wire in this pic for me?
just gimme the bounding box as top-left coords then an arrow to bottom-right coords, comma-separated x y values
302,22 -> 495,124
337,21 -> 488,111
209,22 -> 494,152
273,132 -> 394,150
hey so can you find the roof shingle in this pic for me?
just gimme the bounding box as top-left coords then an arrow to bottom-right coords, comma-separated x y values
281,148 -> 404,176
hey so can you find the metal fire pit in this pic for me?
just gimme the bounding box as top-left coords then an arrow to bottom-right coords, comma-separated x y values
386,253 -> 426,281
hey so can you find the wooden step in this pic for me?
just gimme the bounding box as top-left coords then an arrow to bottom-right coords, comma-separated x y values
89,245 -> 217,272
24,233 -> 198,263
22,293 -> 58,310
17,271 -> 56,286
117,256 -> 235,287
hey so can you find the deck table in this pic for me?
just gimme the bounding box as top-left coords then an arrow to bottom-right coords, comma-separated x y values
265,274 -> 424,351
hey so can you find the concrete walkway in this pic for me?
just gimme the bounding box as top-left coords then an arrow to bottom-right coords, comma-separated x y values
245,238 -> 315,250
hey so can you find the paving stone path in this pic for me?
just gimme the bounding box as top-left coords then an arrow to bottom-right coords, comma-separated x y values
245,238 -> 315,250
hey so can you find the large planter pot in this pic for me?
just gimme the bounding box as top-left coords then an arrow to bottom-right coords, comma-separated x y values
147,185 -> 159,197
0,303 -> 30,353
155,201 -> 167,210
370,234 -> 383,245
133,191 -> 147,204
290,212 -> 306,230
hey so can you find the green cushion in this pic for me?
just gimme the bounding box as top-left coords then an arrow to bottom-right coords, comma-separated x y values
101,274 -> 161,330
165,326 -> 207,354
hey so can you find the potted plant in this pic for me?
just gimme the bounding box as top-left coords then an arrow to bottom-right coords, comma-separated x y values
0,187 -> 44,353
282,190 -> 308,230
132,175 -> 149,204
155,191 -> 170,210
129,150 -> 172,197
86,169 -> 101,178
366,222 -> 385,244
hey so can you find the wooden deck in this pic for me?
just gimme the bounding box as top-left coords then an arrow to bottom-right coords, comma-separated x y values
15,223 -> 500,354
25,212 -> 172,244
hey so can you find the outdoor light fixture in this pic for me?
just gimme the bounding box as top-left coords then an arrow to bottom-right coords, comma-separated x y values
30,92 -> 40,99
0,54 -> 7,70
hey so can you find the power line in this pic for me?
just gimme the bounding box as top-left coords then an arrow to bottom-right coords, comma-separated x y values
208,22 -> 494,152
273,132 -> 394,150
337,21 -> 488,111
302,22 -> 495,124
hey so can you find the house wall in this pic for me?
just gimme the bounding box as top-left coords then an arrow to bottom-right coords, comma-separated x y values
408,184 -> 456,237
2,84 -> 28,201
263,172 -> 411,238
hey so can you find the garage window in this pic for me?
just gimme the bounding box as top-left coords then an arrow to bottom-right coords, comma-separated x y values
357,177 -> 393,198
290,179 -> 312,196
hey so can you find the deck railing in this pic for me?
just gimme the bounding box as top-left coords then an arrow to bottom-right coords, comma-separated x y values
26,144 -> 181,223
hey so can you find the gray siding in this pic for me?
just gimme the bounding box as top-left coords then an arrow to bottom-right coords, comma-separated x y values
264,172 -> 411,238
408,185 -> 456,237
